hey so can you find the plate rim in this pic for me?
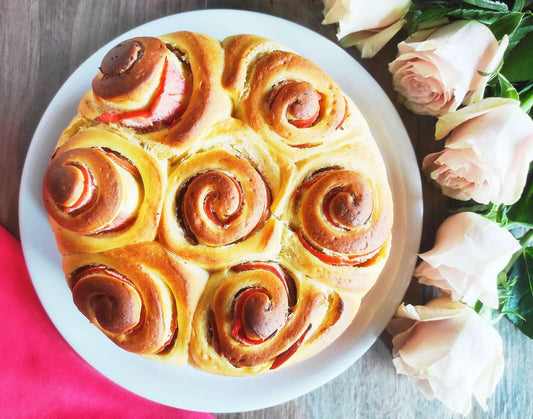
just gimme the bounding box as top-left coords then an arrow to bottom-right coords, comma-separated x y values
19,9 -> 423,413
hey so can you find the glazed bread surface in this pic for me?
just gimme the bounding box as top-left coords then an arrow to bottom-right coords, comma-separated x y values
42,32 -> 393,376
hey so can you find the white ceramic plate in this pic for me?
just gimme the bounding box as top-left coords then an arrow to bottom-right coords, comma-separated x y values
19,9 -> 423,413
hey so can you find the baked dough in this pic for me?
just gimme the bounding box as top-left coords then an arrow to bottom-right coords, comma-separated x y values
63,242 -> 207,365
42,32 -> 393,375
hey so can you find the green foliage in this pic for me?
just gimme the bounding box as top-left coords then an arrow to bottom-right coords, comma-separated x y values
505,166 -> 533,228
518,83 -> 533,113
502,31 -> 533,81
462,0 -> 509,11
408,0 -> 533,44
505,13 -> 533,53
487,72 -> 520,99
505,245 -> 533,338
489,11 -> 523,39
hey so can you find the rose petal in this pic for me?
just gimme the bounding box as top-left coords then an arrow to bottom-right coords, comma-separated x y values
390,298 -> 504,415
467,35 -> 509,104
414,212 -> 521,308
435,97 -> 519,140
333,0 -> 411,39
432,100 -> 533,204
322,0 -> 350,25
341,19 -> 406,58
389,20 -> 504,116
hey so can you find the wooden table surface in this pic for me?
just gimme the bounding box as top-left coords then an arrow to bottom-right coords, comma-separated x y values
1,0 -> 531,417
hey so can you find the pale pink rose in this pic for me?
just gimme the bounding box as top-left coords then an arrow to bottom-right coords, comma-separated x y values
322,0 -> 411,58
414,212 -> 520,309
389,298 -> 504,415
389,20 -> 508,116
423,98 -> 533,204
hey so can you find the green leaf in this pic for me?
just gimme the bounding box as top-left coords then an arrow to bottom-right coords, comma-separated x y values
502,31 -> 533,81
490,72 -> 521,98
407,8 -> 454,34
446,9 -> 508,23
473,300 -> 485,313
519,82 -> 533,113
489,11 -> 523,39
506,166 -> 533,228
512,0 -> 524,12
407,8 -> 509,34
506,13 -> 533,54
461,0 -> 509,11
505,247 -> 533,339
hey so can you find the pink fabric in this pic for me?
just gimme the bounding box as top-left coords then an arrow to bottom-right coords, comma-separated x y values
0,226 -> 213,419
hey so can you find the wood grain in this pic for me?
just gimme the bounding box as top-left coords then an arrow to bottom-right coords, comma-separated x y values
1,1 -> 531,418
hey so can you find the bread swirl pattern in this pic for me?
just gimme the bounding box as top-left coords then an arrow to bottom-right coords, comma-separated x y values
189,262 -> 359,375
63,242 -> 207,364
42,31 -> 393,375
79,32 -> 232,156
222,35 -> 369,160
282,144 -> 393,292
159,119 -> 287,269
43,127 -> 166,254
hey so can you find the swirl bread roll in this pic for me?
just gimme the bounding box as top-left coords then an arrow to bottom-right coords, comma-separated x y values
42,127 -> 166,255
188,261 -> 359,376
42,30 -> 394,375
79,32 -> 232,157
63,242 -> 208,364
281,142 -> 393,293
159,118 -> 290,270
222,34 -> 369,160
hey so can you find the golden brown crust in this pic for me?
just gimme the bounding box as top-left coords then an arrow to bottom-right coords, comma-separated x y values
188,262 -> 360,376
92,37 -> 167,102
298,169 -> 391,255
158,119 -> 286,270
43,31 -> 394,375
222,34 -> 290,97
281,143 -> 393,293
220,34 -> 370,161
43,127 -> 166,255
155,31 -> 232,149
78,32 -> 232,156
63,242 -> 208,364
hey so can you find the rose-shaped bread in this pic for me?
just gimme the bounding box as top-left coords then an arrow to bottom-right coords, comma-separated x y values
63,242 -> 208,364
159,119 -> 290,270
222,34 -> 369,160
79,32 -> 232,156
42,127 -> 166,254
322,0 -> 411,58
414,212 -> 520,309
188,262 -> 359,375
282,143 -> 393,292
388,298 -> 504,416
43,31 -> 394,375
389,20 -> 507,116
423,98 -> 533,205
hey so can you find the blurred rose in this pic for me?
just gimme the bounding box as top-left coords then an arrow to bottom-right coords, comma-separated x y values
389,20 -> 507,116
423,97 -> 533,204
322,0 -> 411,58
389,297 -> 504,415
414,212 -> 520,308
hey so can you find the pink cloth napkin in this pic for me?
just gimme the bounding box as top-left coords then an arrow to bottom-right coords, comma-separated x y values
0,226 -> 213,418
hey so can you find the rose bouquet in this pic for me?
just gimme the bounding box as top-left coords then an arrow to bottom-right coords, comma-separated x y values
322,0 -> 533,415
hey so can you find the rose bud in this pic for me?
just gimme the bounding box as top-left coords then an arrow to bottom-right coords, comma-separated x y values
389,20 -> 508,116
423,98 -> 533,205
389,297 -> 504,415
322,0 -> 411,58
414,212 -> 521,309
